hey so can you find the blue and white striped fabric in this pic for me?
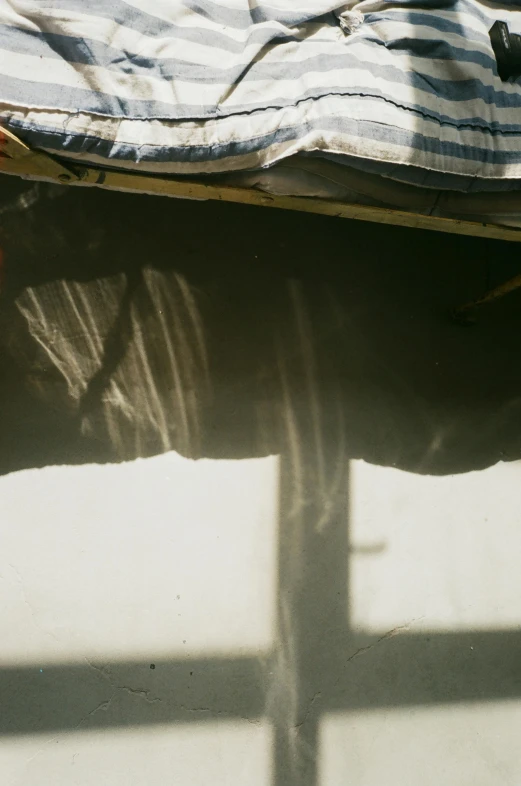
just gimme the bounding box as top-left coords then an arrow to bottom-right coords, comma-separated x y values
1,0 -> 521,184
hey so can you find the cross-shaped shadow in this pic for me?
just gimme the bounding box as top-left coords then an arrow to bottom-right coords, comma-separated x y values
1,178 -> 521,783
1,452 -> 521,786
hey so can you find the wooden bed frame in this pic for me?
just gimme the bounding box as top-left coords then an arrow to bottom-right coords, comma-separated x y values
2,124 -> 521,318
2,125 -> 521,244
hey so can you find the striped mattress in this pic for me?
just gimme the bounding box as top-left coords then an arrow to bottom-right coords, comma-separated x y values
1,0 -> 521,186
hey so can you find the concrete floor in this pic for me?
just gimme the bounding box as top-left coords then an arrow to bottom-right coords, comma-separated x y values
1,174 -> 521,785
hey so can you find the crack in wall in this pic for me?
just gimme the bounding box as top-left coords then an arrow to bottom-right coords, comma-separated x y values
82,658 -> 266,721
83,657 -> 163,706
8,564 -> 60,644
294,691 -> 322,730
346,617 -> 425,663
75,696 -> 116,730
9,735 -> 60,786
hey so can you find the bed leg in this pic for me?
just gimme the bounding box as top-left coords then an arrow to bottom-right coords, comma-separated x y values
451,271 -> 521,324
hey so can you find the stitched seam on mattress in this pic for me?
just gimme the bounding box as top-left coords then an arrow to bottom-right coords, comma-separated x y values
2,90 -> 520,138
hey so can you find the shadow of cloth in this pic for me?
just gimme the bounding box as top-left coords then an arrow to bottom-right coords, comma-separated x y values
1,177 -> 521,477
